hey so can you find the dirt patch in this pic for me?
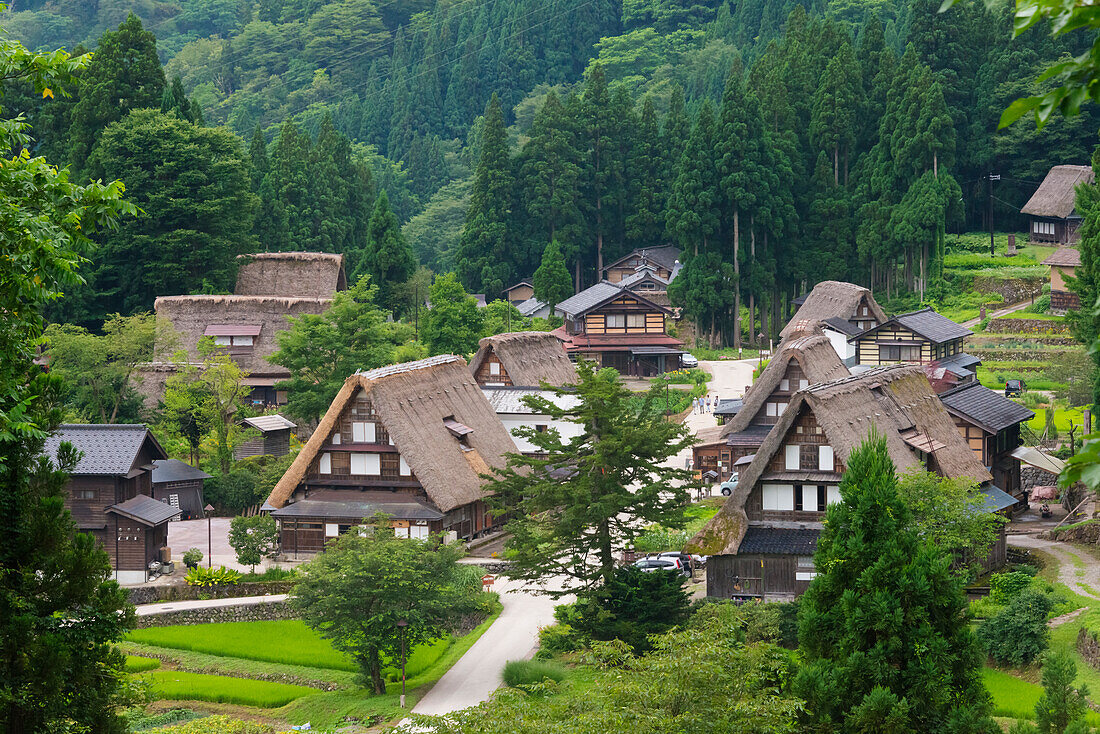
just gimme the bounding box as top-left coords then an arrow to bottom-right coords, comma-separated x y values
1008,534 -> 1100,601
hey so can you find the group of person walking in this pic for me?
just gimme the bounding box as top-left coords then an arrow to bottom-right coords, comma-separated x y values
694,395 -> 721,414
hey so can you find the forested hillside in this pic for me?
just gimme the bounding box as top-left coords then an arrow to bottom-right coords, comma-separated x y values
10,0 -> 1099,342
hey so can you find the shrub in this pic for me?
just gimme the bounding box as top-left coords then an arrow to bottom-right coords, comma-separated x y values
774,600 -> 799,648
977,588 -> 1052,666
738,600 -> 781,643
538,623 -> 584,654
203,469 -> 262,514
989,570 -> 1034,604
579,638 -> 635,669
502,659 -> 569,688
562,565 -> 691,653
181,548 -> 203,569
969,596 -> 1005,621
239,566 -> 297,583
184,565 -> 242,587
1027,294 -> 1051,314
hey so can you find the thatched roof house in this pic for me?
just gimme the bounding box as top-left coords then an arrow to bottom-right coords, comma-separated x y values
780,281 -> 886,363
265,355 -> 517,551
693,335 -> 848,485
687,364 -> 992,599
235,252 -> 346,298
469,332 -> 577,387
1022,165 -> 1095,244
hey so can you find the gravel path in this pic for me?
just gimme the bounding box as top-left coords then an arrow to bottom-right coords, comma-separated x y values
960,298 -> 1033,329
134,594 -> 289,616
1008,533 -> 1100,600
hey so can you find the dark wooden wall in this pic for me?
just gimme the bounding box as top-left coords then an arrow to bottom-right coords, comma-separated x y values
706,553 -> 812,599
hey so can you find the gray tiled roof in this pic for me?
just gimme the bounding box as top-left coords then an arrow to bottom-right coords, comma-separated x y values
940,382 -> 1034,433
938,352 -> 982,378
480,387 -> 580,414
822,316 -> 862,337
516,297 -> 548,316
618,269 -> 670,289
242,414 -> 296,432
737,526 -> 821,555
605,246 -> 681,272
270,492 -> 444,521
554,282 -> 624,319
152,459 -> 212,484
43,424 -> 163,476
107,494 -> 179,526
892,308 -> 972,343
981,485 -> 1019,513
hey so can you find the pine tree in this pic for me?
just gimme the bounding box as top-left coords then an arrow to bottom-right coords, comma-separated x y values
358,191 -> 416,315
533,239 -> 573,312
67,13 -> 166,172
810,41 -> 860,185
625,96 -> 665,247
581,63 -> 615,277
455,94 -> 514,298
160,76 -> 193,122
794,434 -> 996,732
520,91 -> 584,261
1035,651 -> 1089,734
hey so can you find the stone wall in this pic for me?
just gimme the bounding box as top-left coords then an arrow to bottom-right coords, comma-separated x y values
987,317 -> 1071,335
135,599 -> 294,628
972,275 -> 1045,304
1079,627 -> 1100,670
1022,466 -> 1059,492
128,580 -> 296,606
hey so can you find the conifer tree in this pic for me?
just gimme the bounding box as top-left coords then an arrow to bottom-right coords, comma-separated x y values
160,76 -> 193,123
67,13 -> 166,171
662,85 -> 690,172
520,91 -> 584,257
533,239 -> 573,312
810,42 -> 860,185
625,96 -> 664,248
358,191 -> 416,315
794,434 -> 996,732
456,94 -> 514,298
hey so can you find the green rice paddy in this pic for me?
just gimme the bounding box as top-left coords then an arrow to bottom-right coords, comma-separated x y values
139,670 -> 317,707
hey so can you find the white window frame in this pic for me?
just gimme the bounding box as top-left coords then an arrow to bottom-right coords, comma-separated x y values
779,378 -> 790,391
489,361 -> 501,376
399,456 -> 412,476
410,524 -> 430,540
801,485 -> 819,512
331,432 -> 341,445
352,421 -> 376,444
325,523 -> 339,537
214,335 -> 231,346
827,485 -> 842,505
318,452 -> 331,474
350,453 -> 380,475
762,484 -> 795,511
777,402 -> 787,416
819,445 -> 834,471
785,445 -> 800,471
799,379 -> 808,390
626,313 -> 645,329
605,314 -> 625,329
766,402 -> 778,417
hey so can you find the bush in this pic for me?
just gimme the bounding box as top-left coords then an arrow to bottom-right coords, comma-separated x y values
989,570 -> 1034,604
579,638 -> 635,669
969,596 -> 1005,621
737,600 -> 781,643
203,469 -> 262,514
239,566 -> 297,583
1026,294 -> 1051,314
184,565 -> 242,587
538,623 -> 584,654
774,600 -> 799,648
561,565 -> 691,653
181,547 -> 203,569
977,588 -> 1052,666
502,659 -> 569,688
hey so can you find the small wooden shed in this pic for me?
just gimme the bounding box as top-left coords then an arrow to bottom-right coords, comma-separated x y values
236,414 -> 296,459
151,459 -> 211,520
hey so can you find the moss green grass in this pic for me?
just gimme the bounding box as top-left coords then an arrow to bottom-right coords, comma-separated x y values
125,655 -> 161,673
140,670 -> 317,707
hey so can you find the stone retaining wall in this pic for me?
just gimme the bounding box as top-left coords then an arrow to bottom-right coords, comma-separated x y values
987,318 -> 1071,335
973,275 -> 1044,303
128,581 -> 295,606
1078,627 -> 1100,670
135,599 -> 295,628
1022,466 -> 1059,492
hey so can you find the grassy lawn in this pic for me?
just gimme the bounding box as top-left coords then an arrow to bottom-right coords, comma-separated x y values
119,641 -> 358,687
998,312 -> 1066,322
1027,406 -> 1087,434
139,670 -> 317,707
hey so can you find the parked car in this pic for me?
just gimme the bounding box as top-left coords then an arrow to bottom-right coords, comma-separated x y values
719,475 -> 739,496
681,353 -> 699,368
634,557 -> 687,576
657,551 -> 696,574
1005,379 -> 1026,397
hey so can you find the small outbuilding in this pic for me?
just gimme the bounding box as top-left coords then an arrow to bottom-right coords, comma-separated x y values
1021,164 -> 1095,245
1042,247 -> 1083,313
151,459 -> 211,520
236,414 -> 297,459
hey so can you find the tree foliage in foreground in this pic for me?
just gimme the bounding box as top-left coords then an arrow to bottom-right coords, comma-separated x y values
0,35 -> 138,734
485,361 -> 696,597
409,602 -> 801,734
291,516 -> 484,694
794,435 -> 997,733
228,514 -> 279,572
422,272 -> 485,356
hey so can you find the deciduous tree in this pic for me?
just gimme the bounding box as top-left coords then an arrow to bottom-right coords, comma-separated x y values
422,273 -> 484,356
228,515 -> 279,572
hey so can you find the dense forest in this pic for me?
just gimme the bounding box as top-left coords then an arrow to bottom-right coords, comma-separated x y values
9,0 -> 1100,342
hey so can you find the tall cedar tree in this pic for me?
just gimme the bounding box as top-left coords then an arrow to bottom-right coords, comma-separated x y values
67,13 -> 166,172
810,41 -> 860,185
84,109 -> 258,316
358,190 -> 416,314
0,38 -> 138,733
794,434 -> 996,733
625,96 -> 666,247
533,239 -> 574,312
484,361 -> 696,597
269,276 -> 414,424
422,272 -> 485,356
456,94 -> 514,298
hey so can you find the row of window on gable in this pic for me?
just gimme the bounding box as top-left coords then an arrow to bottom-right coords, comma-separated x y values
331,421 -> 389,445
1032,220 -> 1056,235
317,452 -> 412,476
784,444 -> 835,472
762,483 -> 842,512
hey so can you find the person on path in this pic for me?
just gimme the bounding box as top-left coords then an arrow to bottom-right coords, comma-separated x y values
705,396 -> 711,412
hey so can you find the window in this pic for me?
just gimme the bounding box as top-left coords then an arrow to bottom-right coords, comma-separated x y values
325,523 -> 339,537
799,379 -> 808,390
352,421 -> 376,443
627,313 -> 645,329
862,306 -> 869,316
605,314 -> 625,329
779,378 -> 790,391
878,344 -> 921,362
74,489 -> 97,500
801,485 -> 819,512
762,484 -> 795,511
410,523 -> 430,540
331,432 -> 341,445
489,362 -> 501,376
399,456 -> 412,476
213,335 -> 252,347
214,335 -> 231,346
319,453 -> 332,474
350,453 -> 381,475
766,402 -> 778,417
785,445 -> 800,470
796,556 -> 817,581
535,424 -> 548,432
776,402 -> 787,416
819,445 -> 834,471
827,485 -> 842,505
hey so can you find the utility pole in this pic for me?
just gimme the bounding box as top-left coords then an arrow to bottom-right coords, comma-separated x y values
988,173 -> 1000,256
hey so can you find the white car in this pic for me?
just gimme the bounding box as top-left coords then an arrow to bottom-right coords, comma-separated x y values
719,475 -> 739,496
681,353 -> 699,368
634,557 -> 688,576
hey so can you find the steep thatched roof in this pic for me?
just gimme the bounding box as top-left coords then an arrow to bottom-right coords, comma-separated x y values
780,281 -> 886,339
720,335 -> 849,438
469,332 -> 577,387
1021,165 -> 1095,219
235,252 -> 346,298
686,364 -> 990,556
266,355 -> 517,513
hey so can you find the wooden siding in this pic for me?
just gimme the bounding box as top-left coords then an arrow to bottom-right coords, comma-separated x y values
474,351 -> 513,386
950,415 -> 990,465
583,305 -> 666,335
305,390 -> 419,484
607,264 -> 673,283
235,428 -> 291,460
152,480 -> 204,520
750,362 -> 806,425
706,553 -> 814,599
65,476 -> 119,529
855,325 -> 931,365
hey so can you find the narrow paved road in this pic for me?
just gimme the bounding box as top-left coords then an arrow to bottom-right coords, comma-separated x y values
666,358 -> 756,472
960,298 -> 1033,329
410,576 -> 563,716
1009,533 -> 1100,600
134,594 -> 288,616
